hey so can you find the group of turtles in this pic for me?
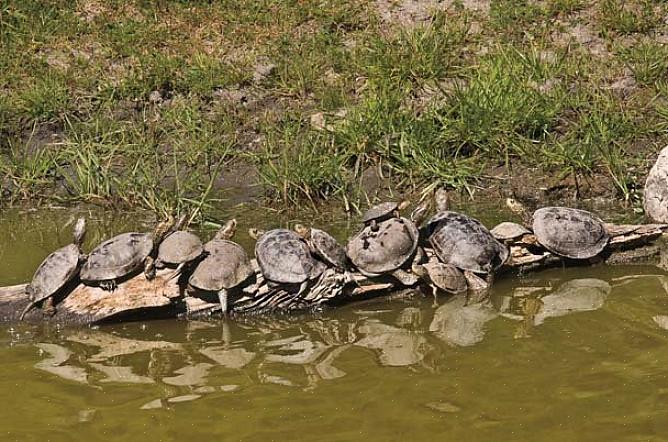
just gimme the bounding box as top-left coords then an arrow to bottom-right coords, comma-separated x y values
19,189 -> 615,320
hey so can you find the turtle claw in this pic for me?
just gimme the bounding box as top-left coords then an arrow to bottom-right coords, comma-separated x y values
100,280 -> 117,292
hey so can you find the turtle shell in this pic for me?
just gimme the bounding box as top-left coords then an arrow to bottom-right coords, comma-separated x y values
347,217 -> 419,275
189,239 -> 253,291
361,201 -> 399,224
424,261 -> 467,295
428,211 -> 509,274
644,146 -> 668,223
29,244 -> 80,302
80,232 -> 153,281
158,231 -> 203,265
311,228 -> 347,269
490,222 -> 531,241
531,207 -> 609,259
255,229 -> 325,284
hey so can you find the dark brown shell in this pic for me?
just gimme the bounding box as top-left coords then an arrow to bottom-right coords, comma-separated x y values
361,201 -> 399,224
80,233 -> 153,281
532,207 -> 609,259
255,229 -> 325,284
428,211 -> 509,274
424,261 -> 467,295
310,228 -> 347,269
158,231 -> 203,264
189,239 -> 253,291
29,244 -> 80,302
347,217 -> 418,275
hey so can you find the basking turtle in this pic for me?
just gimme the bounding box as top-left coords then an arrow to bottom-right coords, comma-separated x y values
19,218 -> 87,320
490,222 -> 533,244
294,224 -> 347,270
155,215 -> 204,279
250,228 -> 326,293
411,260 -> 467,301
189,219 -> 253,313
362,200 -> 409,231
346,207 -> 424,285
531,207 -> 609,259
80,217 -> 175,291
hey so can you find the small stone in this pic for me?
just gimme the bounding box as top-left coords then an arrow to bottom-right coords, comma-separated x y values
148,90 -> 162,103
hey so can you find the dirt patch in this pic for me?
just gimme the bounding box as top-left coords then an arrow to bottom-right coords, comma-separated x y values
375,0 -> 489,27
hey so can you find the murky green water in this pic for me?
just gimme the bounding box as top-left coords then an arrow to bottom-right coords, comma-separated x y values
2,207 -> 668,441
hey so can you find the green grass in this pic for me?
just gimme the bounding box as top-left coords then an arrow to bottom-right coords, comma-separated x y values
1,0 -> 667,213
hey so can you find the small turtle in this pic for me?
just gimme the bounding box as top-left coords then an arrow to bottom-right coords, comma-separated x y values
490,221 -> 532,243
411,260 -> 467,301
80,217 -> 175,291
531,207 -> 609,259
250,228 -> 326,294
19,218 -> 87,320
155,215 -> 204,279
362,200 -> 409,231
294,224 -> 347,270
189,219 -> 253,313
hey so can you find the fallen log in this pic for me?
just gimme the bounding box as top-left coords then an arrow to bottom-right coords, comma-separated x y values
0,223 -> 666,325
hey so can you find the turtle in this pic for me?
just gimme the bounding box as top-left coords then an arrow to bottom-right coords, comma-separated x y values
155,215 -> 204,280
362,200 -> 409,231
19,218 -> 87,320
249,228 -> 326,294
346,210 -> 423,286
531,207 -> 610,259
411,260 -> 467,302
294,224 -> 347,270
80,217 -> 175,291
189,219 -> 253,314
490,221 -> 532,244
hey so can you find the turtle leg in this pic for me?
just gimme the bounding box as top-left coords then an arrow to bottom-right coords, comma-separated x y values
297,280 -> 308,296
144,256 -> 157,280
19,301 -> 37,321
430,284 -> 439,307
217,288 -> 229,315
100,280 -> 117,292
392,269 -> 419,286
42,297 -> 56,317
167,262 -> 186,281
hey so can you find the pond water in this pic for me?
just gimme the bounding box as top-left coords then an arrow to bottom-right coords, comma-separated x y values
2,207 -> 668,441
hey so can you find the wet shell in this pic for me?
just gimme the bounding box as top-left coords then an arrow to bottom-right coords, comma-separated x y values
531,207 -> 609,259
80,233 -> 153,281
347,217 -> 419,275
158,231 -> 203,265
310,228 -> 347,269
424,261 -> 467,295
29,244 -> 80,302
361,201 -> 400,224
490,222 -> 531,241
189,239 -> 253,291
427,211 -> 509,274
255,229 -> 325,284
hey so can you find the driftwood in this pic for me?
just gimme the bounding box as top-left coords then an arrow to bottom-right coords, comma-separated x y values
0,223 -> 667,325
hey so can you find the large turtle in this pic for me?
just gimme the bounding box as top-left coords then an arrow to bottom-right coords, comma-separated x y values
189,219 -> 253,314
531,207 -> 609,259
294,224 -> 347,270
250,228 -> 326,293
362,200 -> 409,231
80,217 -> 175,290
155,215 -> 204,279
19,218 -> 87,320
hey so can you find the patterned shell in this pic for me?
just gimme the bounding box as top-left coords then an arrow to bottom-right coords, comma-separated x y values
255,229 -> 325,284
29,244 -> 80,302
158,231 -> 203,264
424,261 -> 467,295
347,217 -> 419,275
427,211 -> 509,274
80,232 -> 153,281
531,207 -> 609,259
189,239 -> 253,291
311,228 -> 347,269
490,222 -> 531,241
361,201 -> 399,224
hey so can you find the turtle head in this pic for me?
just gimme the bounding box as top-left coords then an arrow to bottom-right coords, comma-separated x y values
248,227 -> 265,240
294,223 -> 311,240
434,188 -> 449,212
410,262 -> 428,279
153,216 -> 176,242
411,197 -> 433,225
505,198 -> 529,220
215,219 -> 237,240
72,217 -> 87,247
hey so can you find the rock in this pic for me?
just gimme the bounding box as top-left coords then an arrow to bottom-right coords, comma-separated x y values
644,146 -> 668,222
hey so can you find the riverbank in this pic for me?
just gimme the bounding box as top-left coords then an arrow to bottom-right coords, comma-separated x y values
2,0 -> 668,216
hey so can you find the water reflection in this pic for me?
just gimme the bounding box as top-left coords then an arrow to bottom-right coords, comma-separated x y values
18,267 -> 668,408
